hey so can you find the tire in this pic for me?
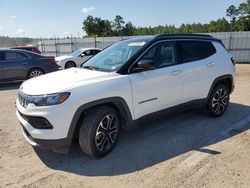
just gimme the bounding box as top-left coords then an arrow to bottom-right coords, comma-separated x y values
204,84 -> 230,117
28,68 -> 44,79
79,106 -> 120,158
65,61 -> 76,69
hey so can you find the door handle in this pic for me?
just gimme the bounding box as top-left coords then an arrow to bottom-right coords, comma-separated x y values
22,63 -> 28,65
207,62 -> 215,67
170,70 -> 182,76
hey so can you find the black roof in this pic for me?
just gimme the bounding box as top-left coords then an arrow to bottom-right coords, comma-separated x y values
122,34 -> 220,44
156,33 -> 213,38
154,33 -> 221,42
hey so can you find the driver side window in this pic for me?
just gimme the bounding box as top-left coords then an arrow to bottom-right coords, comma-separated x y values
140,42 -> 177,68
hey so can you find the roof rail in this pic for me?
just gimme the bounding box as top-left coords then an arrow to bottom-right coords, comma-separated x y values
156,33 -> 213,38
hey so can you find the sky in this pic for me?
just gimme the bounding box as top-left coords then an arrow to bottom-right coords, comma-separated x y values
0,0 -> 246,38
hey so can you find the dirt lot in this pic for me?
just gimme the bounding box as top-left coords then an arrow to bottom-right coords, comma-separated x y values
0,64 -> 250,188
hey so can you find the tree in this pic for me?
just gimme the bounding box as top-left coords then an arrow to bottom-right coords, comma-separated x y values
82,16 -> 96,36
122,22 -> 134,36
227,5 -> 239,23
82,15 -> 113,37
226,5 -> 239,31
237,0 -> 250,30
113,15 -> 125,36
238,0 -> 250,16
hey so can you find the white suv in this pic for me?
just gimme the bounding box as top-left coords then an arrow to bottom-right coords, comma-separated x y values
16,34 -> 236,158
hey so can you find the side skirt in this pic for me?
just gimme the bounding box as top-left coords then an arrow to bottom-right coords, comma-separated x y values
127,99 -> 208,129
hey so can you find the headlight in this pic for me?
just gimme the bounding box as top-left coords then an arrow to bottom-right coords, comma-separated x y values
30,92 -> 70,106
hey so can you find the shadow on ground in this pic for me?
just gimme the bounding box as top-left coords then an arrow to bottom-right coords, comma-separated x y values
0,82 -> 22,91
35,102 -> 250,176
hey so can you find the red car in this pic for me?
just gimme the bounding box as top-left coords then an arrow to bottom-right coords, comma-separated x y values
10,46 -> 41,54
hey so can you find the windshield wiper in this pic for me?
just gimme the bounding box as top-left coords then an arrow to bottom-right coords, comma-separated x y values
82,65 -> 99,70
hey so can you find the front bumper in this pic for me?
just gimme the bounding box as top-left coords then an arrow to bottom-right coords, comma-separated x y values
56,61 -> 64,69
16,97 -> 76,153
16,97 -> 74,139
20,123 -> 70,153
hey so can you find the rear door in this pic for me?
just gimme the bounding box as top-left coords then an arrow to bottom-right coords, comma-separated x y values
178,40 -> 218,103
2,51 -> 30,80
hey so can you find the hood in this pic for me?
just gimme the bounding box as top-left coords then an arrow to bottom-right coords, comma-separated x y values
20,68 -> 118,95
55,55 -> 72,61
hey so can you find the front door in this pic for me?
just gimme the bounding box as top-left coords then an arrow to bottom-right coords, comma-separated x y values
128,41 -> 184,119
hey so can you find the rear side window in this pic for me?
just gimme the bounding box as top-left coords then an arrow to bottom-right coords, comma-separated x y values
5,52 -> 25,60
178,41 -> 216,63
92,50 -> 100,55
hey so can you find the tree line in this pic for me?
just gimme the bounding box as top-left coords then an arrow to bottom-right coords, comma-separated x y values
82,0 -> 250,37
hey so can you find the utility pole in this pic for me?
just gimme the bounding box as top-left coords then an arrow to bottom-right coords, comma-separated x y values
71,34 -> 73,52
229,17 -> 233,53
54,35 -> 58,57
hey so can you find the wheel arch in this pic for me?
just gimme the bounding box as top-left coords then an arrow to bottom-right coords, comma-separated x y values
67,97 -> 133,141
207,74 -> 234,99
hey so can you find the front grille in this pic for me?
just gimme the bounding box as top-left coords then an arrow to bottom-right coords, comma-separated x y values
18,92 -> 32,108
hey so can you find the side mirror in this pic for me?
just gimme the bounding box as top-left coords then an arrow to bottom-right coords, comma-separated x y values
132,59 -> 155,72
80,53 -> 85,57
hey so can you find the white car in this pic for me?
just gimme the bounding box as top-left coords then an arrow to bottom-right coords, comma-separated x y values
55,48 -> 101,69
16,34 -> 236,158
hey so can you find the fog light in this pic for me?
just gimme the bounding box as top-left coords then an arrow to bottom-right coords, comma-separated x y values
19,111 -> 53,129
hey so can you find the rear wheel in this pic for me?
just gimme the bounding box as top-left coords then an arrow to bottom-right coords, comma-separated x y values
205,84 -> 230,117
65,61 -> 76,69
28,68 -> 44,79
79,106 -> 120,158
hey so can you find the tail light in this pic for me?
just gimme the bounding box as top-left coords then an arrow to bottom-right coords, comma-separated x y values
231,57 -> 236,66
49,57 -> 56,63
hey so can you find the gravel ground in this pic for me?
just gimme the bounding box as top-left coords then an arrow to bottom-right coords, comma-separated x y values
0,64 -> 250,188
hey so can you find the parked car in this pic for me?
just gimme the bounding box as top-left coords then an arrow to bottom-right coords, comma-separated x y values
0,49 -> 59,82
10,46 -> 41,54
55,48 -> 101,69
16,34 -> 235,158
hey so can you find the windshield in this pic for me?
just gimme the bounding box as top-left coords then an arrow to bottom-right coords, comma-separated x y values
70,49 -> 84,57
82,40 -> 147,72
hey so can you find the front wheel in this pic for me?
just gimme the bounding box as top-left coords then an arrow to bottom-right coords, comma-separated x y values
205,84 -> 230,117
79,106 -> 120,158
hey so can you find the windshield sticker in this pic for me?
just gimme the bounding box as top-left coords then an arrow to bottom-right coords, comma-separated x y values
128,42 -> 146,47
